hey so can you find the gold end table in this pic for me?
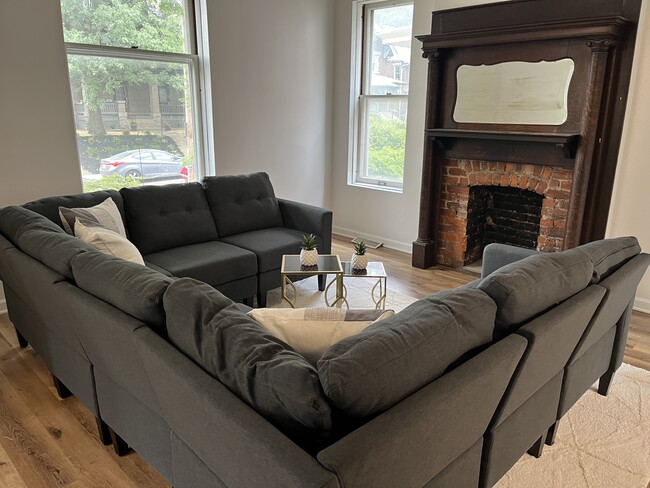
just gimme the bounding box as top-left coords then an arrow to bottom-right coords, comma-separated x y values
280,255 -> 344,308
325,261 -> 388,309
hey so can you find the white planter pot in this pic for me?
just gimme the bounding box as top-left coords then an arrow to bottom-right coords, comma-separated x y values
300,248 -> 319,267
351,253 -> 368,270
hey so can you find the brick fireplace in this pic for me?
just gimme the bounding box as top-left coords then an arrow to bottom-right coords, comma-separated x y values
437,160 -> 573,268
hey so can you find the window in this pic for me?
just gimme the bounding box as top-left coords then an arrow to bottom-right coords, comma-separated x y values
59,0 -> 206,193
351,0 -> 413,191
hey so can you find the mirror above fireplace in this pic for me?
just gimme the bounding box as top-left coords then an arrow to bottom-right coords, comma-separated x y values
453,59 -> 575,126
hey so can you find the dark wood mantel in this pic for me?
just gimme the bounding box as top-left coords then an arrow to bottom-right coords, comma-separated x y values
412,0 -> 641,270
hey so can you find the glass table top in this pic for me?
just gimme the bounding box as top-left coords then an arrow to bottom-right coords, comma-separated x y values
341,261 -> 386,277
281,254 -> 343,274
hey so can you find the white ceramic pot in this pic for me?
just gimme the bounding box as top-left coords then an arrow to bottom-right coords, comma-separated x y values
300,248 -> 318,267
351,253 -> 368,270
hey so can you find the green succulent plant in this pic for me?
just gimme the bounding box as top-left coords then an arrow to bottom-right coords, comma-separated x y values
354,240 -> 367,256
301,234 -> 317,251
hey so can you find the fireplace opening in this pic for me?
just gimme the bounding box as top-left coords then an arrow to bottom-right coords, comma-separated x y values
464,186 -> 543,265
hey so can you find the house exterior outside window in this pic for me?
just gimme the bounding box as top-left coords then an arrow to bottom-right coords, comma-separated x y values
59,0 -> 207,192
350,0 -> 413,191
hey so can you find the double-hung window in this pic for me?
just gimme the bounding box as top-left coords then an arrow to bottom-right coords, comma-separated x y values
351,0 -> 413,191
59,0 -> 207,192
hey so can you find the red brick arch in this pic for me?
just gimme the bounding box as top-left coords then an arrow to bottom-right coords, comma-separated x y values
438,159 -> 573,268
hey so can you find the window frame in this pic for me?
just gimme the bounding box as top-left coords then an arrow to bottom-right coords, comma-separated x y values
62,0 -> 211,184
349,0 -> 413,192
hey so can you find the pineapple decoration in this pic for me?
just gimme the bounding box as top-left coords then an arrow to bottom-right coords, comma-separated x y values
300,234 -> 319,267
351,240 -> 368,271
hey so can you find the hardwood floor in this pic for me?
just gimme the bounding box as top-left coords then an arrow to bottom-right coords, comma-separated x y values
0,234 -> 648,487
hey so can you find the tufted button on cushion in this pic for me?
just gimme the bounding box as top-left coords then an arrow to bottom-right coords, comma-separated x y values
203,172 -> 284,237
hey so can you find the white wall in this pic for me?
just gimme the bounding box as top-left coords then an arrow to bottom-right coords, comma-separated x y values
606,0 -> 650,312
330,0 -> 498,251
0,0 -> 82,312
0,0 -> 82,208
204,0 -> 334,208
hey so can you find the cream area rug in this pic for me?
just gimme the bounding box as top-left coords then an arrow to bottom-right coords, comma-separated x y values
265,275 -> 417,310
267,277 -> 650,488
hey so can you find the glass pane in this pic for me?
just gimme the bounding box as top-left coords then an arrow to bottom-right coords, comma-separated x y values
368,4 -> 413,95
60,0 -> 189,53
67,54 -> 197,192
364,97 -> 408,183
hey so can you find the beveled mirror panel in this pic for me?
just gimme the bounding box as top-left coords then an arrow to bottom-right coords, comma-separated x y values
453,59 -> 575,125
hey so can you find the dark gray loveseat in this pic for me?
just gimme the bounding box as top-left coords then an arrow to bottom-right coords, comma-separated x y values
0,192 -> 647,487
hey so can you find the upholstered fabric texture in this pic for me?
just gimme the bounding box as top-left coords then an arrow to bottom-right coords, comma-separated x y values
59,197 -> 126,236
318,287 -> 496,417
71,250 -> 173,332
0,206 -> 66,246
163,278 -> 333,434
203,172 -> 284,237
16,228 -> 93,279
478,248 -> 594,333
120,183 -> 218,255
75,219 -> 144,265
575,236 -> 641,283
23,189 -> 126,229
248,308 -> 394,366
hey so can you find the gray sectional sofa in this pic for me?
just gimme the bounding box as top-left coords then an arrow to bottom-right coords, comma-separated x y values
0,185 -> 648,487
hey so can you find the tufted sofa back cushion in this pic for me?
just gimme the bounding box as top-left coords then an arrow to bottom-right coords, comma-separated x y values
23,189 -> 126,229
120,183 -> 219,255
203,172 -> 284,237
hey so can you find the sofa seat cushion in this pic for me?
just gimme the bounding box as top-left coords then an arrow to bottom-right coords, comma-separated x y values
17,229 -> 94,279
203,172 -> 283,237
144,240 -> 257,287
71,250 -> 174,333
163,278 -> 333,436
120,183 -> 218,255
221,227 -> 309,273
0,206 -> 66,246
478,248 -> 593,334
23,189 -> 126,229
575,236 -> 641,283
317,288 -> 497,417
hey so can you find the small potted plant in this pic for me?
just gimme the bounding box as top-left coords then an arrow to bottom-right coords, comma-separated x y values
351,240 -> 368,271
300,234 -> 319,267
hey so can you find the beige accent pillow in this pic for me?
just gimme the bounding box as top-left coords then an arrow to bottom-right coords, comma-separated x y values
59,197 -> 126,237
248,307 -> 395,365
74,219 -> 145,265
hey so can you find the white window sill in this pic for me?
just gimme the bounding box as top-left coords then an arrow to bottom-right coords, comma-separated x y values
349,181 -> 403,194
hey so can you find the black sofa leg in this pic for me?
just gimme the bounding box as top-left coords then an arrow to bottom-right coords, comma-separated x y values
95,417 -> 112,446
318,275 -> 326,292
52,375 -> 72,399
546,421 -> 559,446
15,328 -> 28,348
598,370 -> 615,396
257,291 -> 267,308
527,435 -> 545,458
108,427 -> 131,456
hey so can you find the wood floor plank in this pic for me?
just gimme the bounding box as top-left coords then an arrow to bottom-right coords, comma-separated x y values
0,442 -> 28,488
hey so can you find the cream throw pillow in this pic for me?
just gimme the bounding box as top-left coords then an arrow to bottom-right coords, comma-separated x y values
59,197 -> 126,237
248,307 -> 395,365
74,219 -> 145,265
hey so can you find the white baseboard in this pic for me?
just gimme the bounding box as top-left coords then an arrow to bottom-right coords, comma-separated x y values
333,226 -> 412,254
0,299 -> 6,315
634,297 -> 650,315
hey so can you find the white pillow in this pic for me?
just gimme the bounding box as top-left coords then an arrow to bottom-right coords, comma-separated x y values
74,219 -> 145,265
248,307 -> 395,366
59,197 -> 126,237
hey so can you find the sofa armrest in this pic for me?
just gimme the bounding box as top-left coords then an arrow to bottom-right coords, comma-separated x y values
278,199 -> 333,254
481,243 -> 539,278
316,335 -> 527,488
